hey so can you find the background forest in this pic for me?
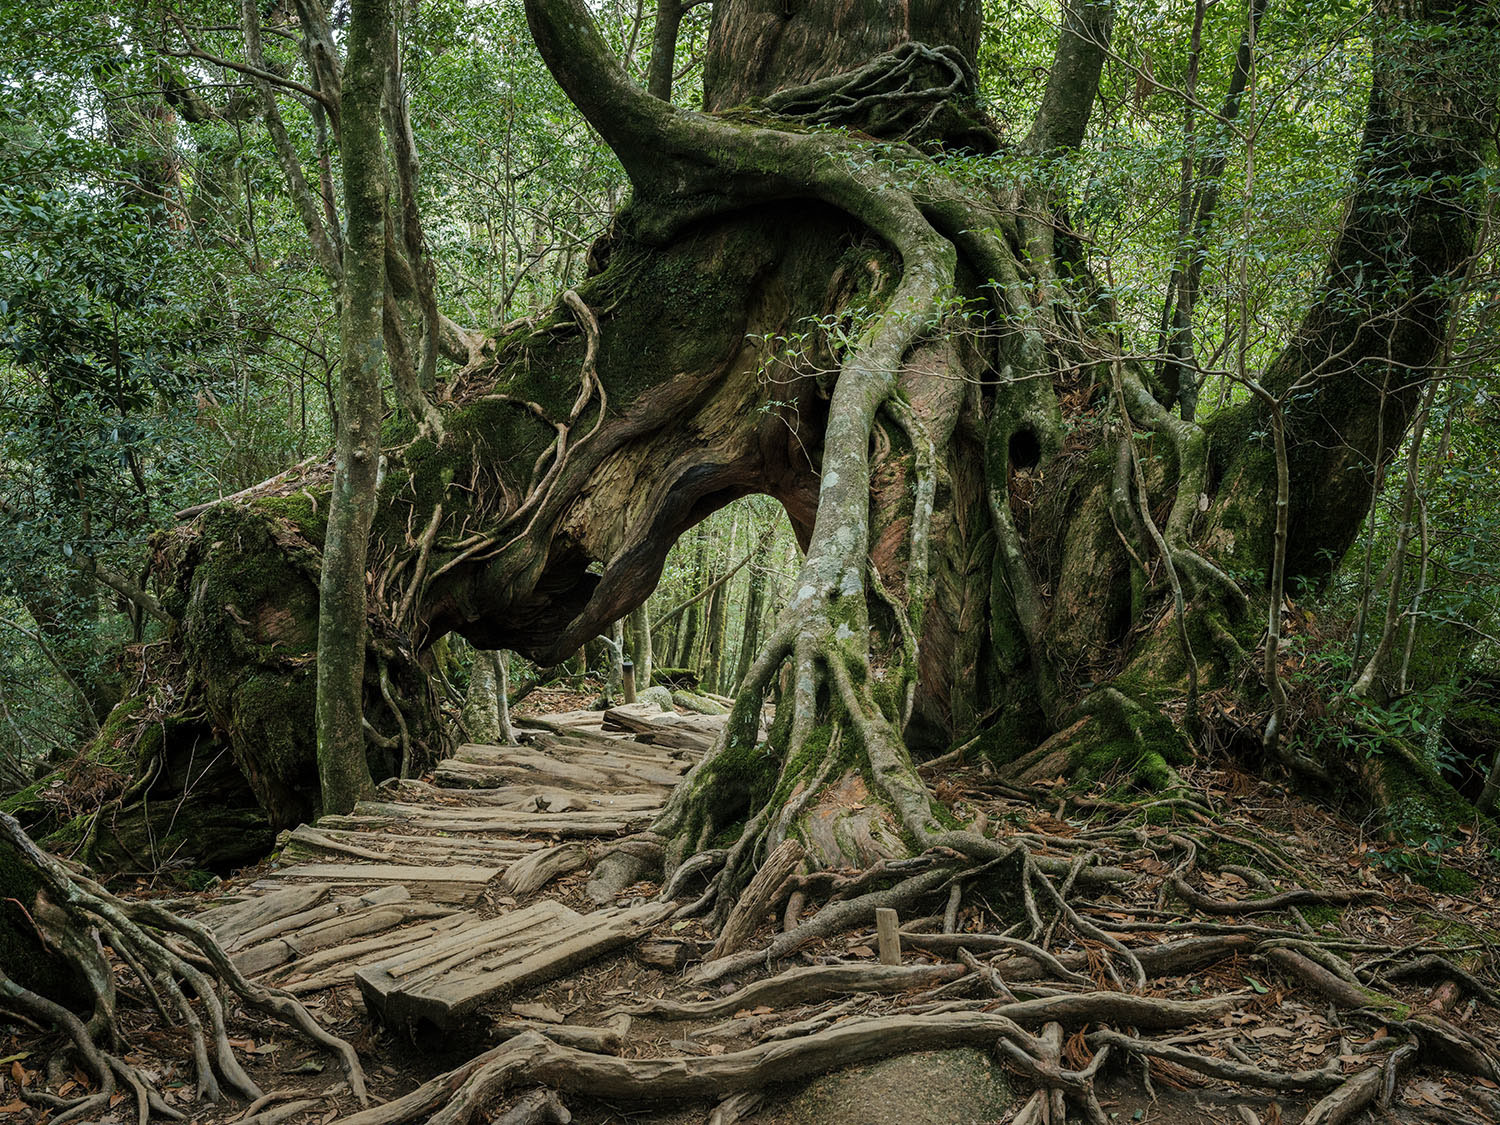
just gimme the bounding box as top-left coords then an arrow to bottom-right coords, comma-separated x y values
0,0 -> 1497,867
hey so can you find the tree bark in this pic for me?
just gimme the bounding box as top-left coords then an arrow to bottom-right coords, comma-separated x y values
316,0 -> 388,815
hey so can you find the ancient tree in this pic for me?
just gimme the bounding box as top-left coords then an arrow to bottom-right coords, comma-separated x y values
17,0 -> 1491,899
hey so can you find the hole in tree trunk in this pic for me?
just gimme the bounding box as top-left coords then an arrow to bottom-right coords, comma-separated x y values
1008,426 -> 1041,470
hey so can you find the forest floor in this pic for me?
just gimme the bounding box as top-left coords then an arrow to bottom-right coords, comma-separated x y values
3,700 -> 1498,1125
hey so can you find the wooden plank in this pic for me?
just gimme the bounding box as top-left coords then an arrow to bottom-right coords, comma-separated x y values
601,708 -> 722,752
429,753 -> 681,798
255,861 -> 502,903
356,901 -> 670,1030
529,734 -> 699,767
199,886 -> 329,944
334,802 -> 659,838
274,912 -> 477,993
407,775 -> 664,813
232,898 -> 453,978
286,824 -> 542,865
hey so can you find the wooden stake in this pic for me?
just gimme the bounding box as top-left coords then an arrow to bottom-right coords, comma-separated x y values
875,907 -> 901,965
622,658 -> 636,704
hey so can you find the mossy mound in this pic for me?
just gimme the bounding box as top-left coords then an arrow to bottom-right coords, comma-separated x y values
754,1047 -> 1013,1125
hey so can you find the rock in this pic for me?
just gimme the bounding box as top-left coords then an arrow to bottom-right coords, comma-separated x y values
638,686 -> 675,713
752,1048 -> 1013,1125
672,690 -> 728,715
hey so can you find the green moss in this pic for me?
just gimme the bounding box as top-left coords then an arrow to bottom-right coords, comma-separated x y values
1080,744 -> 1181,791
0,775 -> 54,818
253,491 -> 328,544
1414,912 -> 1497,955
1413,865 -> 1476,895
1071,689 -> 1192,792
651,666 -> 699,688
1371,743 -> 1481,844
1299,904 -> 1343,928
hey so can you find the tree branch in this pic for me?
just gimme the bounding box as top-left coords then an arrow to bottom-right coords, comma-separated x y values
1024,0 -> 1115,153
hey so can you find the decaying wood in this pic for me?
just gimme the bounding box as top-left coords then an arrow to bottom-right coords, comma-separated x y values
602,706 -> 723,751
255,862 -> 503,904
710,838 -> 805,960
499,843 -> 589,897
272,913 -> 479,993
280,824 -> 543,865
492,1016 -> 630,1054
320,801 -> 658,838
356,901 -> 670,1030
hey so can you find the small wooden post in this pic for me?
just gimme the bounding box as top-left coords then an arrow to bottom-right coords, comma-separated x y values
875,907 -> 901,965
621,657 -> 637,704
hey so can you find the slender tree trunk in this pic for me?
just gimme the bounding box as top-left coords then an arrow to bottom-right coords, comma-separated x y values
731,537 -> 771,692
701,513 -> 738,691
646,0 -> 683,101
316,0 -> 389,814
461,650 -> 511,744
675,532 -> 709,672
627,603 -> 653,689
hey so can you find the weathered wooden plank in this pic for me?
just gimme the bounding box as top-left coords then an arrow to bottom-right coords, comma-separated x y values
408,775 -> 665,813
336,802 -> 659,838
198,886 -> 329,945
431,761 -> 676,801
273,912 -> 477,993
286,824 -> 542,864
231,895 -> 452,978
356,901 -> 669,1030
529,733 -> 700,767
255,861 -> 502,903
601,708 -> 722,751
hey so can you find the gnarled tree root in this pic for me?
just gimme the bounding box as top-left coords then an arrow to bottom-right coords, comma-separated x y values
338,1000 -> 1230,1125
0,811 -> 367,1119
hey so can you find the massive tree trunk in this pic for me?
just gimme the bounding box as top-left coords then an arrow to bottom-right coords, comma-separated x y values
101,0 -> 1491,886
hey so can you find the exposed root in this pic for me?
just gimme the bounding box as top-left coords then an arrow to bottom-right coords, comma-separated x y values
1,811 -> 366,1118
338,1003 -> 1228,1125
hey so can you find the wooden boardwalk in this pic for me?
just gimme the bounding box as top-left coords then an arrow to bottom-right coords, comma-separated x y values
195,704 -> 721,1032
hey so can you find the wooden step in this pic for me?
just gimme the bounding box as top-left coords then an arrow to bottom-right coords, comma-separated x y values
280,824 -> 543,866
601,707 -> 724,752
432,747 -> 684,792
355,900 -> 670,1031
254,861 -> 504,903
232,890 -> 455,976
272,912 -> 478,994
383,777 -> 664,814
322,801 -> 660,838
